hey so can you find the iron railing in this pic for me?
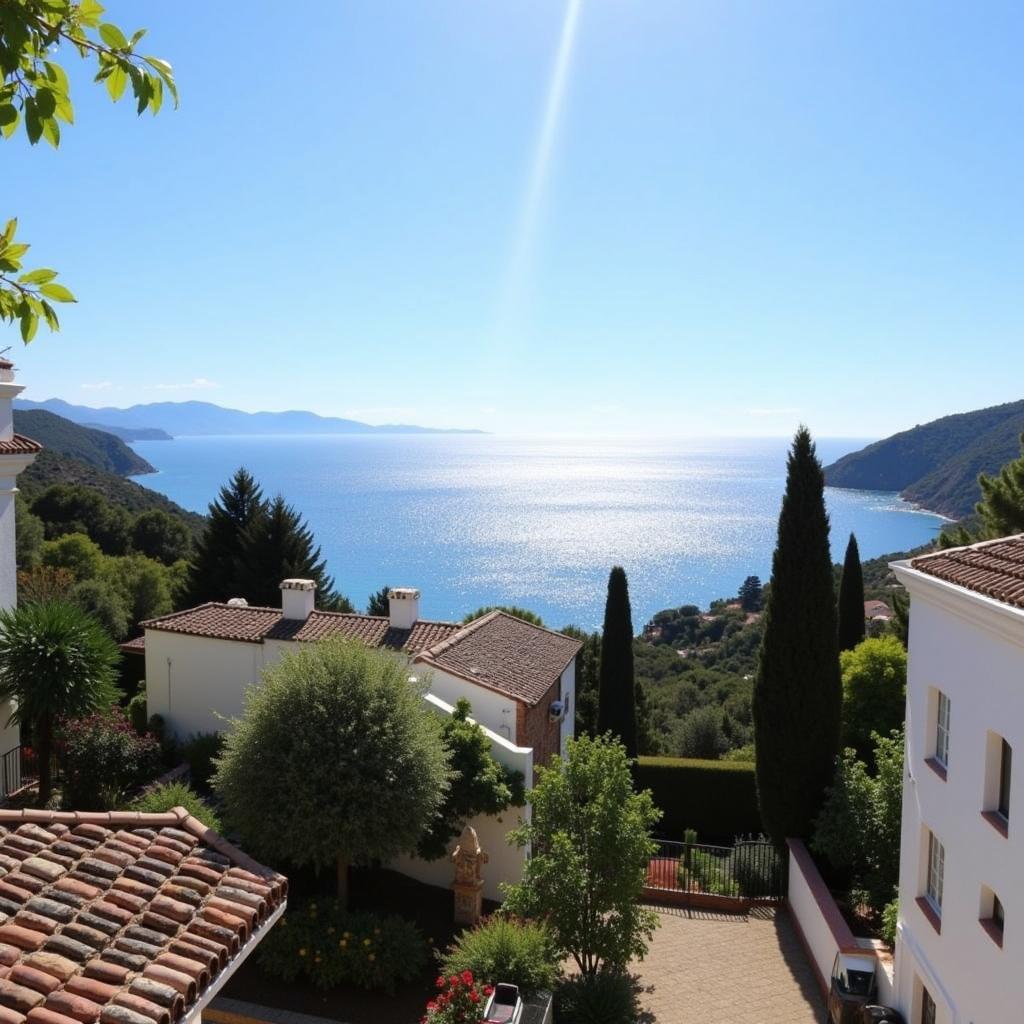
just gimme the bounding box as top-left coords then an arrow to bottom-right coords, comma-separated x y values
0,745 -> 62,801
646,838 -> 784,901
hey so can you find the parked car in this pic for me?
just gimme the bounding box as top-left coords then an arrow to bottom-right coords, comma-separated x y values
862,1008 -> 904,1024
827,953 -> 878,1024
484,983 -> 523,1024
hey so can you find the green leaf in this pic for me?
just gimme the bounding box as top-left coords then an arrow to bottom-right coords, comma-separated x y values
23,99 -> 42,145
143,56 -> 178,106
3,244 -> 29,261
17,269 -> 57,285
54,94 -> 74,125
41,117 -> 60,149
129,28 -> 148,48
19,311 -> 38,344
106,65 -> 127,102
149,75 -> 163,115
38,283 -> 76,303
43,62 -> 69,93
78,0 -> 105,27
0,104 -> 16,128
34,88 -> 56,119
99,23 -> 129,50
40,300 -> 59,332
1,220 -> 15,246
0,109 -> 18,140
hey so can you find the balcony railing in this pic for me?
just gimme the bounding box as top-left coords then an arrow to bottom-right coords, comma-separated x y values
0,745 -> 62,801
646,837 -> 784,901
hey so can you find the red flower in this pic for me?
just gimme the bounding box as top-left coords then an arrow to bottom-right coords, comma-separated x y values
461,971 -> 474,986
469,991 -> 480,1003
437,977 -> 446,990
483,985 -> 494,996
449,975 -> 459,988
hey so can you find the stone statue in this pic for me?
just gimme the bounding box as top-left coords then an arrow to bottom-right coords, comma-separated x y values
451,824 -> 488,925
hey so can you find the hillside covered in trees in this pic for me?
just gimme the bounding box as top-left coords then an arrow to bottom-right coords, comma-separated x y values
14,410 -> 155,477
824,398 -> 1024,518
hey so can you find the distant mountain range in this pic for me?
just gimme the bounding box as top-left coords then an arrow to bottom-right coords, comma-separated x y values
14,398 -> 484,438
824,399 -> 1024,519
14,410 -> 155,476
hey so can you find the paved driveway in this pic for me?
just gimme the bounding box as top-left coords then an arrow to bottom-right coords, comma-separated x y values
633,905 -> 826,1024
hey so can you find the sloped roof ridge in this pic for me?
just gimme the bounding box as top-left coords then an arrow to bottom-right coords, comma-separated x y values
421,609 -> 503,659
911,532 -> 1024,564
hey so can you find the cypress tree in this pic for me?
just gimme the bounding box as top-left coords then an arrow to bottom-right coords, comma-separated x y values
753,427 -> 842,845
837,533 -> 866,652
596,565 -> 638,758
186,468 -> 266,604
239,494 -> 348,609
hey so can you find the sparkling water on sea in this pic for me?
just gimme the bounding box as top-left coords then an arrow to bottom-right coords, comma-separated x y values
131,434 -> 944,631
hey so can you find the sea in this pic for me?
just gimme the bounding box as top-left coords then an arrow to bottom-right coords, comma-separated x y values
130,434 -> 946,631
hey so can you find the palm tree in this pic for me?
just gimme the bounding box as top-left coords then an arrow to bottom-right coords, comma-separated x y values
0,602 -> 120,803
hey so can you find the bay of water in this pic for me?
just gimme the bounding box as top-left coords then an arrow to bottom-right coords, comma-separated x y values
131,435 -> 945,631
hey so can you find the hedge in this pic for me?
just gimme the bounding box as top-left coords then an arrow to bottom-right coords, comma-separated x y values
635,756 -> 762,843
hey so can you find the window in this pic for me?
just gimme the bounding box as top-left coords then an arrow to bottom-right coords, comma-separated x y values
998,739 -> 1012,820
980,885 -> 1005,947
935,691 -> 950,767
926,831 -> 944,914
993,893 -> 1005,933
921,987 -> 936,1024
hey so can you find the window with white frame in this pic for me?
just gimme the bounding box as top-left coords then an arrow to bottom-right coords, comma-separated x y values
926,830 -> 944,914
935,691 -> 951,767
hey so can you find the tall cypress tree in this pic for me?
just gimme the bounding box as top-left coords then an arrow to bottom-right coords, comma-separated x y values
239,494 -> 348,609
753,428 -> 841,845
186,468 -> 267,605
596,565 -> 638,758
837,532 -> 865,652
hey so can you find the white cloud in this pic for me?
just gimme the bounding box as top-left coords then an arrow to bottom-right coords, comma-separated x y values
80,381 -> 114,391
748,406 -> 800,417
150,377 -> 221,392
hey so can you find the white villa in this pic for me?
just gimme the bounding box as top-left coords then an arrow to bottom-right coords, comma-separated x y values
890,537 -> 1022,1024
125,582 -> 581,898
0,358 -> 40,789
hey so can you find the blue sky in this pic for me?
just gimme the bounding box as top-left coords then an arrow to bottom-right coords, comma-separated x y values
5,1 -> 1023,436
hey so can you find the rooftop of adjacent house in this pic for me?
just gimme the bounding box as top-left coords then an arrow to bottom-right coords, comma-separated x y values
909,533 -> 1024,610
139,603 -> 460,653
0,435 -> 42,456
0,806 -> 286,1024
864,599 -> 893,619
414,610 -> 582,706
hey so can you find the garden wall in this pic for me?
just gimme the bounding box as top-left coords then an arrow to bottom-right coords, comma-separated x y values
786,839 -> 894,1004
635,756 -> 761,841
389,694 -> 533,903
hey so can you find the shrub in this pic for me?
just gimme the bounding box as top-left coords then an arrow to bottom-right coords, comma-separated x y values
255,899 -> 427,993
62,710 -> 161,810
180,731 -> 224,794
130,781 -> 223,833
732,836 -> 782,898
127,693 -> 148,735
672,705 -> 728,759
678,848 -> 737,896
440,916 -> 559,996
881,898 -> 899,949
424,971 -> 490,1024
554,972 -> 640,1024
635,756 -> 761,841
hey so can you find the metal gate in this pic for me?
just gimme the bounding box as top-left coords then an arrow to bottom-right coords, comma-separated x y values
646,838 -> 784,902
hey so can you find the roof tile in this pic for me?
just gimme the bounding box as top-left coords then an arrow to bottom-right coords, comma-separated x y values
910,534 -> 1024,610
0,811 -> 285,1024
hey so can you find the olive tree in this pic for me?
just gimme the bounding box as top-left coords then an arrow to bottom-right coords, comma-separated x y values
502,734 -> 660,976
213,639 -> 451,906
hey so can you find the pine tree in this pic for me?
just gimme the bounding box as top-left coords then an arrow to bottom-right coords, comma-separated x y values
186,468 -> 267,604
596,566 -> 638,758
753,427 -> 842,845
837,533 -> 866,652
239,494 -> 345,608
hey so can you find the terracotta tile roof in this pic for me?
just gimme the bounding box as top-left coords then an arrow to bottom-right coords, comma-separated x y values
141,605 -> 460,654
0,807 -> 286,1024
118,638 -> 145,655
414,611 -> 582,706
0,436 -> 42,456
910,534 -> 1024,610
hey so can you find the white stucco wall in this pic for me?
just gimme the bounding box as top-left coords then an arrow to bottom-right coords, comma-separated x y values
389,694 -> 533,902
419,666 -> 521,743
145,631 -> 268,738
891,564 -> 1024,1024
558,660 -> 575,757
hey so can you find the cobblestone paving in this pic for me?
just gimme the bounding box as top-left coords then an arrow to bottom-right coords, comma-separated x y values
633,906 -> 826,1024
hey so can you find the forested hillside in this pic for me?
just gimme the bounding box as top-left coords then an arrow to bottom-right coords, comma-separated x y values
14,410 -> 155,476
824,399 -> 1024,518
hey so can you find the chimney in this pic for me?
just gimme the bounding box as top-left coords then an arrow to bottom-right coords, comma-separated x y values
388,587 -> 420,630
280,578 -> 316,621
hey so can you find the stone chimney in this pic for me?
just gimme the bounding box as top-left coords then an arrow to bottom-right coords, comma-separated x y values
280,578 -> 316,621
388,587 -> 421,630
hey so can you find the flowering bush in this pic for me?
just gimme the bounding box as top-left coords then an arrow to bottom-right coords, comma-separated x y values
423,971 -> 491,1024
255,899 -> 427,993
441,915 -> 559,995
62,709 -> 161,810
